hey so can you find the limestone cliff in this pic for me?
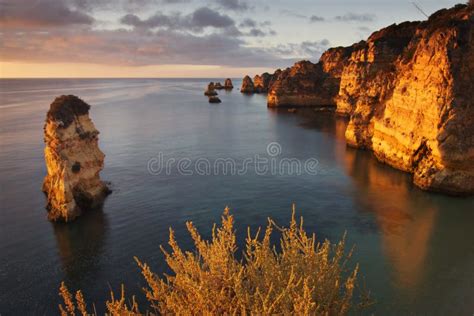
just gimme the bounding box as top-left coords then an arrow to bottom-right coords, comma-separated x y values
344,4 -> 474,194
267,46 -> 353,108
338,21 -> 420,133
253,72 -> 273,93
247,4 -> 473,194
43,95 -> 110,222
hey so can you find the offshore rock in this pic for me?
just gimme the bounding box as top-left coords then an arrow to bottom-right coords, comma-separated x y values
43,95 -> 110,222
240,75 -> 255,93
209,96 -> 222,103
204,82 -> 218,96
224,78 -> 234,89
214,82 -> 224,90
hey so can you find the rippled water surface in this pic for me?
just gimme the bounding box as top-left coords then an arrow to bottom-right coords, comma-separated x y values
0,79 -> 473,315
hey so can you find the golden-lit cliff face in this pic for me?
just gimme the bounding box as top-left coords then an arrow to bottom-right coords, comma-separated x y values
267,46 -> 353,108
253,72 -> 272,93
43,95 -> 109,222
240,70 -> 281,94
248,4 -> 473,194
336,22 -> 420,120
347,4 -> 474,194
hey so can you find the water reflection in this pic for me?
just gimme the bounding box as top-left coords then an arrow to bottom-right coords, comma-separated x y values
342,147 -> 437,289
272,109 -> 438,289
52,208 -> 108,283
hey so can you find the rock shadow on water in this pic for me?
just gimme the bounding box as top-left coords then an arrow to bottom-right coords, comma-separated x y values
268,108 -> 349,140
52,205 -> 109,284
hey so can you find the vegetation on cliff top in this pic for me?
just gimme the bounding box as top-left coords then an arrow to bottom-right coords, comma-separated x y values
58,207 -> 369,315
47,95 -> 90,128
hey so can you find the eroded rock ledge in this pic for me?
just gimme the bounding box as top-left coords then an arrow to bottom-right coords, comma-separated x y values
242,4 -> 474,195
43,95 -> 110,221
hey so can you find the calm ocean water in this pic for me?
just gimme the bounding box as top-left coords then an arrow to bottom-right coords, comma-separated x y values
0,78 -> 473,315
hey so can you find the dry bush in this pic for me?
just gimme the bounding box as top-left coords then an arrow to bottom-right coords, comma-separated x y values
59,206 -> 368,315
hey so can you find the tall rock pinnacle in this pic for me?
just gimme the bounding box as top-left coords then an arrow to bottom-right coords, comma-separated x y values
42,95 -> 110,222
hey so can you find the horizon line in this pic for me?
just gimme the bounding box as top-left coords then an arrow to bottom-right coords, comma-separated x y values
0,77 -> 244,80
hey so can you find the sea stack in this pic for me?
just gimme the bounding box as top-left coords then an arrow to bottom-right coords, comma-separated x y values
224,78 -> 234,89
240,75 -> 255,93
209,96 -> 222,103
204,82 -> 218,96
43,95 -> 110,222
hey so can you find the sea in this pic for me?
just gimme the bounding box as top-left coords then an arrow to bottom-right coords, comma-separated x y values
0,78 -> 473,315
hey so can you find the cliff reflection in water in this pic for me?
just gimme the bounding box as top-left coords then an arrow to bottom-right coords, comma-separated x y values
52,208 -> 108,283
298,111 -> 437,290
342,146 -> 437,289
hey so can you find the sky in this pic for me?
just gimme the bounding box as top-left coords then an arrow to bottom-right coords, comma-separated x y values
0,0 -> 461,78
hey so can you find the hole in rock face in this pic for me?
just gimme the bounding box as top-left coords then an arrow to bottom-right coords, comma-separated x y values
72,162 -> 81,173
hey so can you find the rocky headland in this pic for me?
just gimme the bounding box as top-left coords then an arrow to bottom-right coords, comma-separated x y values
241,4 -> 474,195
240,72 -> 281,94
253,72 -> 275,93
43,95 -> 110,221
267,47 -> 353,108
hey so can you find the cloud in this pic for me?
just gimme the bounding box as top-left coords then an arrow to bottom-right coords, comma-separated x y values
215,0 -> 249,11
280,9 -> 306,19
0,26 -> 298,68
71,0 -> 190,12
309,15 -> 325,22
237,18 -> 275,36
161,0 -> 191,3
120,8 -> 275,37
334,13 -> 376,22
246,28 -> 265,37
192,7 -> 234,28
358,26 -> 371,32
269,39 -> 330,60
239,18 -> 257,28
0,0 -> 94,28
0,0 -> 329,71
120,7 -> 235,31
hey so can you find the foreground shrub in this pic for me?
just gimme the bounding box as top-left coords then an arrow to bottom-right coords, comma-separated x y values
59,207 -> 367,315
